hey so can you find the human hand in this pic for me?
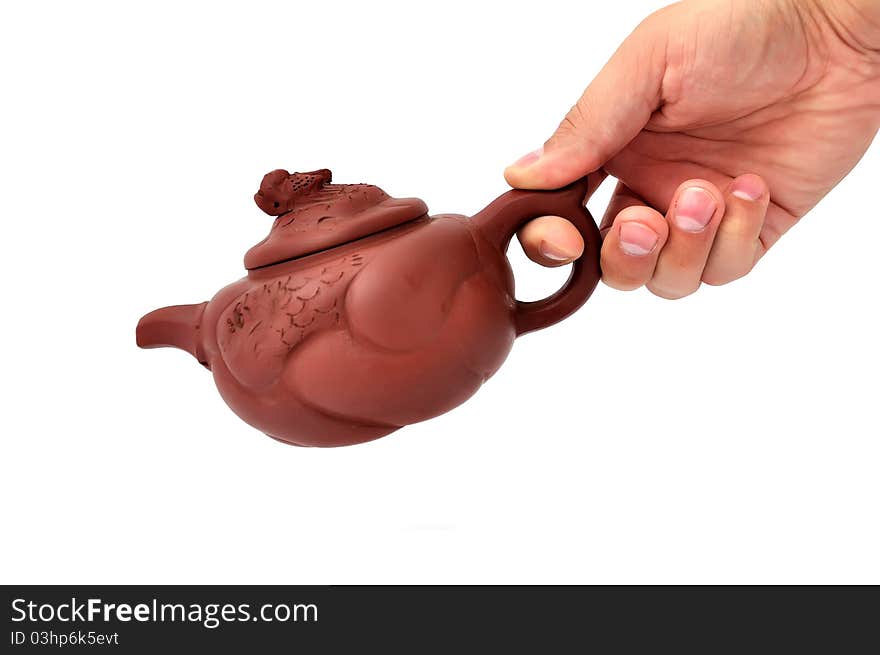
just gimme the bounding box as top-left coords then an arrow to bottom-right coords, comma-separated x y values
508,0 -> 880,298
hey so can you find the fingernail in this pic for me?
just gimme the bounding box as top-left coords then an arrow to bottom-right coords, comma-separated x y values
510,147 -> 543,169
730,176 -> 763,201
674,187 -> 716,232
619,221 -> 659,256
540,239 -> 576,262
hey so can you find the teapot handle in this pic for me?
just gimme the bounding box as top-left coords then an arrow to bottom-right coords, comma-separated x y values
470,175 -> 602,336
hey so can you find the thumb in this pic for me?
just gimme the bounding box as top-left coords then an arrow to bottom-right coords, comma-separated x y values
505,16 -> 667,189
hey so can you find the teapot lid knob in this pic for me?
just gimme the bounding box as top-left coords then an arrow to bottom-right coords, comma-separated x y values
254,168 -> 333,216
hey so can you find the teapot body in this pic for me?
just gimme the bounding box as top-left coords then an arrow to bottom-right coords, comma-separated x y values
137,169 -> 601,447
198,213 -> 517,446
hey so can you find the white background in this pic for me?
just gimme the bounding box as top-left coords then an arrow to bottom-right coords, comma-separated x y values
1,0 -> 877,584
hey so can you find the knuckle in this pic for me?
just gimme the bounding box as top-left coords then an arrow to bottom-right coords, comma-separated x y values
701,273 -> 730,287
647,281 -> 700,300
565,101 -> 589,131
702,269 -> 742,287
553,109 -> 582,141
702,256 -> 756,286
551,101 -> 599,153
602,275 -> 645,292
600,257 -> 651,291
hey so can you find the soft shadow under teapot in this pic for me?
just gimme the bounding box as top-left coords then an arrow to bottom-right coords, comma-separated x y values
137,168 -> 601,446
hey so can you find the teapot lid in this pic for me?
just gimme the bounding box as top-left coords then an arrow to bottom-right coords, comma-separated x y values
245,168 -> 428,269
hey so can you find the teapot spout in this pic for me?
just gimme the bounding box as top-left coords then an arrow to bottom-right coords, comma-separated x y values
136,302 -> 209,367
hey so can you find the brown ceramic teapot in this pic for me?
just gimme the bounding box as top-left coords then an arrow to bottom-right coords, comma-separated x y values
137,168 -> 601,447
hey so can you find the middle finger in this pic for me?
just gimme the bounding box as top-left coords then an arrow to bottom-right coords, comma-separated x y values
647,180 -> 725,299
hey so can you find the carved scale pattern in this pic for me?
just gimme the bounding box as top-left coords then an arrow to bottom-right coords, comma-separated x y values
217,252 -> 367,387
